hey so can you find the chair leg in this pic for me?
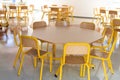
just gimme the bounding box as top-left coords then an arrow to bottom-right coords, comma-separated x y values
49,53 -> 52,72
87,65 -> 90,80
102,61 -> 108,80
55,66 -> 60,77
107,59 -> 114,74
17,53 -> 25,76
46,43 -> 49,51
41,12 -> 45,19
33,57 -> 37,68
13,47 -> 22,67
40,59 -> 44,80
80,64 -> 83,77
59,65 -> 63,80
82,65 -> 86,77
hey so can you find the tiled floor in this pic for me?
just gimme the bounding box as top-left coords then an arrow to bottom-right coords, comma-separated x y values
0,10 -> 120,80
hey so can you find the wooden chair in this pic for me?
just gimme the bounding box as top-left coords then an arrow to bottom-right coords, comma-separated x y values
48,6 -> 60,22
0,10 -> 7,19
2,4 -> 7,18
33,21 -> 50,51
18,5 -> 29,21
80,22 -> 95,30
111,18 -> 120,38
33,21 -> 47,29
41,5 -> 50,19
92,27 -> 114,51
55,42 -> 91,80
29,4 -> 34,13
111,18 -> 120,27
13,26 -> 22,67
90,33 -> 117,80
17,35 -> 53,80
60,7 -> 69,22
103,10 -> 118,27
0,10 -> 9,39
8,5 -> 18,18
108,10 -> 118,20
99,8 -> 107,26
93,8 -> 106,26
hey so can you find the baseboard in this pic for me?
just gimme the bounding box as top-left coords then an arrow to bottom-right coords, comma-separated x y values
69,16 -> 97,19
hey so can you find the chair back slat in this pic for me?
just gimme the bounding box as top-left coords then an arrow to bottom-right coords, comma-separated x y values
65,45 -> 88,56
100,9 -> 106,13
33,21 -> 47,29
21,36 -> 39,49
64,43 -> 90,56
63,42 -> 90,64
9,5 -> 17,9
111,19 -> 120,27
80,22 -> 95,30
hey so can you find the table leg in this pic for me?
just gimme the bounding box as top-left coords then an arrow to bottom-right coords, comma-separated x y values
52,44 -> 56,58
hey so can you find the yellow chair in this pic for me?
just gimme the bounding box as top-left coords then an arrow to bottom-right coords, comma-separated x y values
41,5 -> 50,19
13,26 -> 22,67
33,21 -> 50,51
17,35 -> 52,80
0,10 -> 7,20
60,7 -> 69,22
29,4 -> 34,14
8,5 -> 18,18
111,18 -> 120,28
55,42 -> 91,80
80,22 -> 95,30
108,10 -> 118,20
18,5 -> 29,21
99,8 -> 107,23
33,21 -> 47,29
111,18 -> 120,39
93,7 -> 106,27
48,7 -> 60,22
103,10 -> 118,28
0,10 -> 9,39
92,27 -> 114,51
90,33 -> 117,80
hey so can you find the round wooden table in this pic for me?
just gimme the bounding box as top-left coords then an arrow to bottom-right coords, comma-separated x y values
32,25 -> 102,57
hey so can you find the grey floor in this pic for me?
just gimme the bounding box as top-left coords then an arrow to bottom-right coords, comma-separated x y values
0,10 -> 120,80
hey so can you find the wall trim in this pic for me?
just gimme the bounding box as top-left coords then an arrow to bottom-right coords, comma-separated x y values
69,16 -> 97,19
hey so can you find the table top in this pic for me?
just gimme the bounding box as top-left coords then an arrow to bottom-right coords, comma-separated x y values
32,25 -> 102,44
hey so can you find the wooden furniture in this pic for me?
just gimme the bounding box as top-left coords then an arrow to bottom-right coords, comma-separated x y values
92,27 -> 114,51
41,5 -> 50,19
80,22 -> 95,30
91,33 -> 117,80
16,35 -> 52,80
111,19 -> 120,38
48,6 -> 69,22
31,25 -> 102,57
0,10 -> 6,19
18,5 -> 29,21
33,21 -> 50,51
55,42 -> 91,80
29,4 -> 34,13
0,10 -> 8,39
8,5 -> 18,18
